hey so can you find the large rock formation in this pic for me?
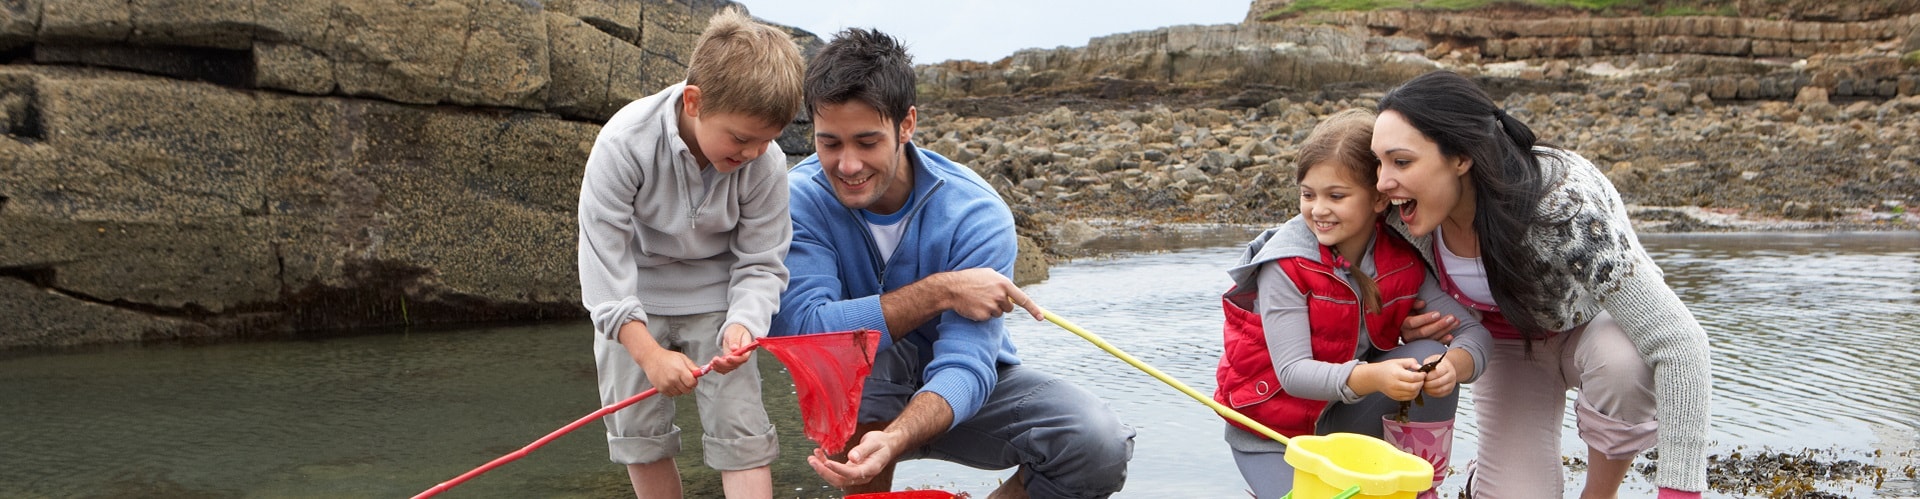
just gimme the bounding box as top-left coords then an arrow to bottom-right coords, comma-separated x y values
917,22 -> 1440,100
1294,10 -> 1919,62
908,1 -> 1919,256
8,0 -> 1917,350
0,0 -> 819,349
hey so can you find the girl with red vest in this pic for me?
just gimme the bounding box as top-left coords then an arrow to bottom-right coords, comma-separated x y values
1213,109 -> 1492,499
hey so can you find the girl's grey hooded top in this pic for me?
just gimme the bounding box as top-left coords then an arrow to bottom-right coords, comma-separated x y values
1223,214 -> 1491,453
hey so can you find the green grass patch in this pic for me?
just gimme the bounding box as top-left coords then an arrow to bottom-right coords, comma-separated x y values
1259,0 -> 1743,16
1903,50 -> 1920,68
1654,5 -> 1708,15
1266,0 -> 1414,18
1651,4 -> 1738,16
1420,0 -> 1498,9
1518,0 -> 1641,9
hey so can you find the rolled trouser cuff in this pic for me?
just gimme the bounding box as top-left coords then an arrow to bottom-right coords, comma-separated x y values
701,423 -> 779,470
1576,398 -> 1658,460
607,426 -> 682,465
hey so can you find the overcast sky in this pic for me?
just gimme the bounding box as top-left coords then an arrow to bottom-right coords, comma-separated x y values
742,1 -> 1254,64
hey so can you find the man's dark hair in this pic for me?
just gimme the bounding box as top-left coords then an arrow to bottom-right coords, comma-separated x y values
804,27 -> 916,128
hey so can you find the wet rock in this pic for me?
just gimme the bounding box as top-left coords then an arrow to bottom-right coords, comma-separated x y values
1655,83 -> 1691,114
1796,86 -> 1831,106
1190,193 -> 1232,207
1014,235 -> 1048,286
1782,201 -> 1836,219
1691,93 -> 1714,109
1804,102 -> 1840,122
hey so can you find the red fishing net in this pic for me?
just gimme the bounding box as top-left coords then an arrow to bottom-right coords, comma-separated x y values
756,329 -> 882,454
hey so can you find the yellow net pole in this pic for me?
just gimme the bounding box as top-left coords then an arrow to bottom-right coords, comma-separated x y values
1041,311 -> 1291,446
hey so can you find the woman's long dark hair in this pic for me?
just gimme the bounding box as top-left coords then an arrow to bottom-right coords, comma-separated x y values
1376,70 -> 1559,338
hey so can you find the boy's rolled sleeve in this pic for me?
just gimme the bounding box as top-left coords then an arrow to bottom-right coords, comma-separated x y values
722,147 -> 794,342
578,127 -> 649,340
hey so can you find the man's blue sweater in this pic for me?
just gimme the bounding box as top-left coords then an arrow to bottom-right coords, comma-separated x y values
769,144 -> 1022,427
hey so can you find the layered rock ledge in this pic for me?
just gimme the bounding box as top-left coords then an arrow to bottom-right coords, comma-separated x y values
5,1 -> 1918,350
0,0 -> 823,349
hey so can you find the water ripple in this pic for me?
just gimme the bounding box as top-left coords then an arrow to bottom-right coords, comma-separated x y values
2,237 -> 1917,498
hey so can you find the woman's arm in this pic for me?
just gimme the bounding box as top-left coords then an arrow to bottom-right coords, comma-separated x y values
1413,278 -> 1491,383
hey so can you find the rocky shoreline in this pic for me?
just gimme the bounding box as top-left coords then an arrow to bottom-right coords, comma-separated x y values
3,1 -> 1918,349
901,76 -> 1918,259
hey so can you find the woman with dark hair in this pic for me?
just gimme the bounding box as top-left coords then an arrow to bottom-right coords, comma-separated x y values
1215,109 -> 1490,499
1372,70 -> 1711,499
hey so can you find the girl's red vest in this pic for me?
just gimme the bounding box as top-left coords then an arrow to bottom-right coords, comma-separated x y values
1213,223 -> 1425,438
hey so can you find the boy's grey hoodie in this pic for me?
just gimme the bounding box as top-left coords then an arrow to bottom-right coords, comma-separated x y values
577,83 -> 791,343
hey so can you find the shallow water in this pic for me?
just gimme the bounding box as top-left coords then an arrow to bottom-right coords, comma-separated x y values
1,232 -> 1916,498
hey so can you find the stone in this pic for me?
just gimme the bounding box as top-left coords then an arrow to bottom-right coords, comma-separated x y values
1,71 -> 593,348
544,11 -> 639,121
1655,83 -> 1691,114
326,0 -> 473,105
1172,165 -> 1211,185
1707,76 -> 1737,100
0,277 -> 217,349
254,43 -> 338,95
1014,235 -> 1047,285
1804,102 -> 1839,121
445,0 -> 551,108
1843,100 -> 1875,120
1190,193 -> 1231,207
39,0 -> 131,42
1795,86 -> 1830,106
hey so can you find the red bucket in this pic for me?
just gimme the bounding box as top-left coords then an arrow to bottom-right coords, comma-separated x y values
844,490 -> 960,499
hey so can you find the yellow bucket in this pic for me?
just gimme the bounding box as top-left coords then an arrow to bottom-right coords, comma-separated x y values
1283,433 -> 1433,499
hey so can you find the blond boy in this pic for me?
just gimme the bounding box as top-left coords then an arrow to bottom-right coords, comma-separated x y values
577,9 -> 803,499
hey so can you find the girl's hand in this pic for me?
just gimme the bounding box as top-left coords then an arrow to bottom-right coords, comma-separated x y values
1353,359 -> 1426,401
1418,351 -> 1462,398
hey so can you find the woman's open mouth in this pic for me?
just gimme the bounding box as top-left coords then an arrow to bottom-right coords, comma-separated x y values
1392,198 -> 1417,224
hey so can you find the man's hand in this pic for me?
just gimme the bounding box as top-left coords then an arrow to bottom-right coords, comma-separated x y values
807,393 -> 951,489
807,431 -> 902,489
940,268 -> 1044,321
1399,299 -> 1463,344
619,322 -> 700,397
709,324 -> 755,374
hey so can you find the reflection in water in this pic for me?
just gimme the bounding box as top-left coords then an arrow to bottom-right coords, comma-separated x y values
0,232 -> 1915,498
897,232 -> 1920,498
0,326 -> 840,498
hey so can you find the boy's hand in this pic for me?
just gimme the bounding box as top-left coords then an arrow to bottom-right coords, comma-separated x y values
618,322 -> 701,397
636,349 -> 700,396
709,324 -> 755,374
1352,359 -> 1426,401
